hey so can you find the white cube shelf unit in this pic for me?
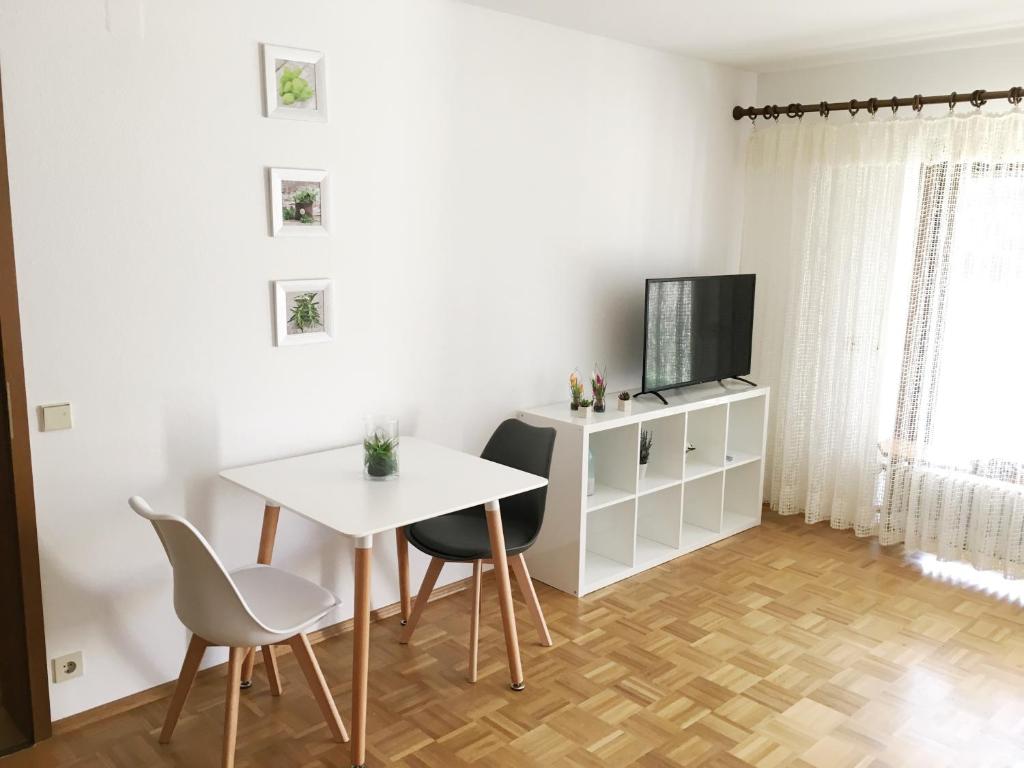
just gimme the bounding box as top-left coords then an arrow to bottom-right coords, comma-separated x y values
519,383 -> 769,596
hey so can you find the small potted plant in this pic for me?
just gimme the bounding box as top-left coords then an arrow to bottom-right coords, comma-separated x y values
577,397 -> 593,419
639,429 -> 653,478
592,365 -> 607,413
364,416 -> 399,480
569,371 -> 584,411
617,391 -> 632,415
292,187 -> 318,222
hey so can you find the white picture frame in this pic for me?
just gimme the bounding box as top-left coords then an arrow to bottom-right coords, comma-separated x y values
274,279 -> 334,346
268,167 -> 330,237
261,43 -> 327,122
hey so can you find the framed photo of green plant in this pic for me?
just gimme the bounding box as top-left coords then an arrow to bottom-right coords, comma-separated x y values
261,44 -> 327,122
269,167 -> 329,237
273,278 -> 334,346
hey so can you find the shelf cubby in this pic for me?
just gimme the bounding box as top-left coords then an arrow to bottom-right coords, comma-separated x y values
684,404 -> 728,480
584,499 -> 635,591
636,485 -> 682,566
727,396 -> 767,467
638,413 -> 685,495
683,471 -> 724,533
585,424 -> 639,512
723,459 -> 762,534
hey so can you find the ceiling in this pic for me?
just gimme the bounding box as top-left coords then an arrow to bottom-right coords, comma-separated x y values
459,0 -> 1024,71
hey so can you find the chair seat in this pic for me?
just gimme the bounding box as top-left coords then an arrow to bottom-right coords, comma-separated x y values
230,565 -> 338,637
406,506 -> 537,562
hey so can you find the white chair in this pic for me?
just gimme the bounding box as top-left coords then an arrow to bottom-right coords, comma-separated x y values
130,496 -> 348,768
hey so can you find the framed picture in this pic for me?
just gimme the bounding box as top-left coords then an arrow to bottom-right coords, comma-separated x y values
274,279 -> 334,346
261,44 -> 327,122
268,167 -> 329,237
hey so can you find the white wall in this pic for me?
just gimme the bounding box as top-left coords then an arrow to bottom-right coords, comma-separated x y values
0,0 -> 754,718
757,42 -> 1024,116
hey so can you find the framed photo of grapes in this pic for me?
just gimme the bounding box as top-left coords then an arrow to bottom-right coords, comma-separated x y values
268,167 -> 329,237
261,44 -> 327,122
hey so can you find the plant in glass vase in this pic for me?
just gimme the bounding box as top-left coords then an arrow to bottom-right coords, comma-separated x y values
591,365 -> 607,413
569,371 -> 584,411
363,416 -> 400,480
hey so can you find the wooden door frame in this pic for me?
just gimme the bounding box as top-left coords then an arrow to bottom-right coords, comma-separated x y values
0,67 -> 52,741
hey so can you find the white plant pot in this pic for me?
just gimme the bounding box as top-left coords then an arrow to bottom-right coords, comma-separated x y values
639,463 -> 648,479
617,399 -> 632,415
577,405 -> 593,420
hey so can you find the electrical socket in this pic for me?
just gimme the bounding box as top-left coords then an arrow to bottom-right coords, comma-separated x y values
52,651 -> 83,683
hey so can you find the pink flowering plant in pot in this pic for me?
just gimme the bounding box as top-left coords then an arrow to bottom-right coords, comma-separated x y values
591,365 -> 607,413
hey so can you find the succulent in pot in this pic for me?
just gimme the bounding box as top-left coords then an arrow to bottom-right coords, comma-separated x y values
577,397 -> 593,419
617,390 -> 632,414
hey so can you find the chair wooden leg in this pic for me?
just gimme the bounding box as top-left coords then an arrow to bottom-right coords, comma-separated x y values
396,527 -> 411,625
222,647 -> 244,768
468,560 -> 482,683
399,557 -> 444,644
287,633 -> 348,743
262,645 -> 282,696
159,634 -> 208,744
510,554 -> 553,647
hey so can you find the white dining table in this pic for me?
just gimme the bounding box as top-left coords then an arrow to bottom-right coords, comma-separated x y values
219,436 -> 548,768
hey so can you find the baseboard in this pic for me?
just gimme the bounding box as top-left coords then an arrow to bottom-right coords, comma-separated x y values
51,574 -> 474,736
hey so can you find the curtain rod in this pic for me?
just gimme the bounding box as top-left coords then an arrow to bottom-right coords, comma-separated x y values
732,87 -> 1023,121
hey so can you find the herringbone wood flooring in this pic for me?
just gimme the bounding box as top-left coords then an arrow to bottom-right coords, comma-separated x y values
6,510 -> 1024,767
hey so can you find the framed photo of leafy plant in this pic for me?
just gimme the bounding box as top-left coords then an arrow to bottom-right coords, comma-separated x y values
268,167 -> 329,237
273,279 -> 334,346
261,44 -> 327,122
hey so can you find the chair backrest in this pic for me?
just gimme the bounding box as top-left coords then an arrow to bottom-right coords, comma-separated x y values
480,419 -> 556,541
129,496 -> 269,645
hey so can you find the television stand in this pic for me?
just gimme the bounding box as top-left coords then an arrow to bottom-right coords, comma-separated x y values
718,377 -> 758,387
637,391 -> 669,405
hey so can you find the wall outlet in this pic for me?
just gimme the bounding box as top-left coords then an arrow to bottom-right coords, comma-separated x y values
52,651 -> 84,683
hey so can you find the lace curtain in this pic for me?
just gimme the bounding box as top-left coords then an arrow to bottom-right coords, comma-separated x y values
740,111 -> 1024,575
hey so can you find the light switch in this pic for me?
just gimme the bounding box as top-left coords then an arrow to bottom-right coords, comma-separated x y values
41,403 -> 72,431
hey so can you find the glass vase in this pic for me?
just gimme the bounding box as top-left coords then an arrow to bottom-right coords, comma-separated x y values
364,416 -> 399,480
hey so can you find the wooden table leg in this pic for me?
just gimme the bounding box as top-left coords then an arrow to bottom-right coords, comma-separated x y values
352,535 -> 373,768
396,527 -> 411,625
468,560 -> 482,683
241,502 -> 280,687
484,499 -> 524,690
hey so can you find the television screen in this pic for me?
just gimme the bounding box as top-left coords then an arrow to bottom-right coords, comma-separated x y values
642,274 -> 755,393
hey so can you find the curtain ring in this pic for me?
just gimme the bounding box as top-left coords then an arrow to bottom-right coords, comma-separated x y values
970,89 -> 987,108
948,91 -> 957,111
912,94 -> 924,113
771,105 -> 780,120
746,106 -> 757,122
848,99 -> 859,117
890,96 -> 899,115
819,101 -> 830,118
785,103 -> 804,119
867,97 -> 879,116
762,104 -> 773,119
1008,86 -> 1022,106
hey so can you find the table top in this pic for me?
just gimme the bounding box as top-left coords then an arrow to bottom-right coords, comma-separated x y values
219,436 -> 548,539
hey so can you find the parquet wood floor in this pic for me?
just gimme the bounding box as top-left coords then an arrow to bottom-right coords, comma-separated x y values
6,510 -> 1024,767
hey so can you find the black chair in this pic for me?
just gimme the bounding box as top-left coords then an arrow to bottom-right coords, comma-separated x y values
395,419 -> 556,683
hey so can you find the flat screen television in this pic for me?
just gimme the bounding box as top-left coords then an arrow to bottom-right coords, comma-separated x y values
642,274 -> 755,397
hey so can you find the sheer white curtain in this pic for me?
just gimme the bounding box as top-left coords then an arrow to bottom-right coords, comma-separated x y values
741,111 -> 1024,574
